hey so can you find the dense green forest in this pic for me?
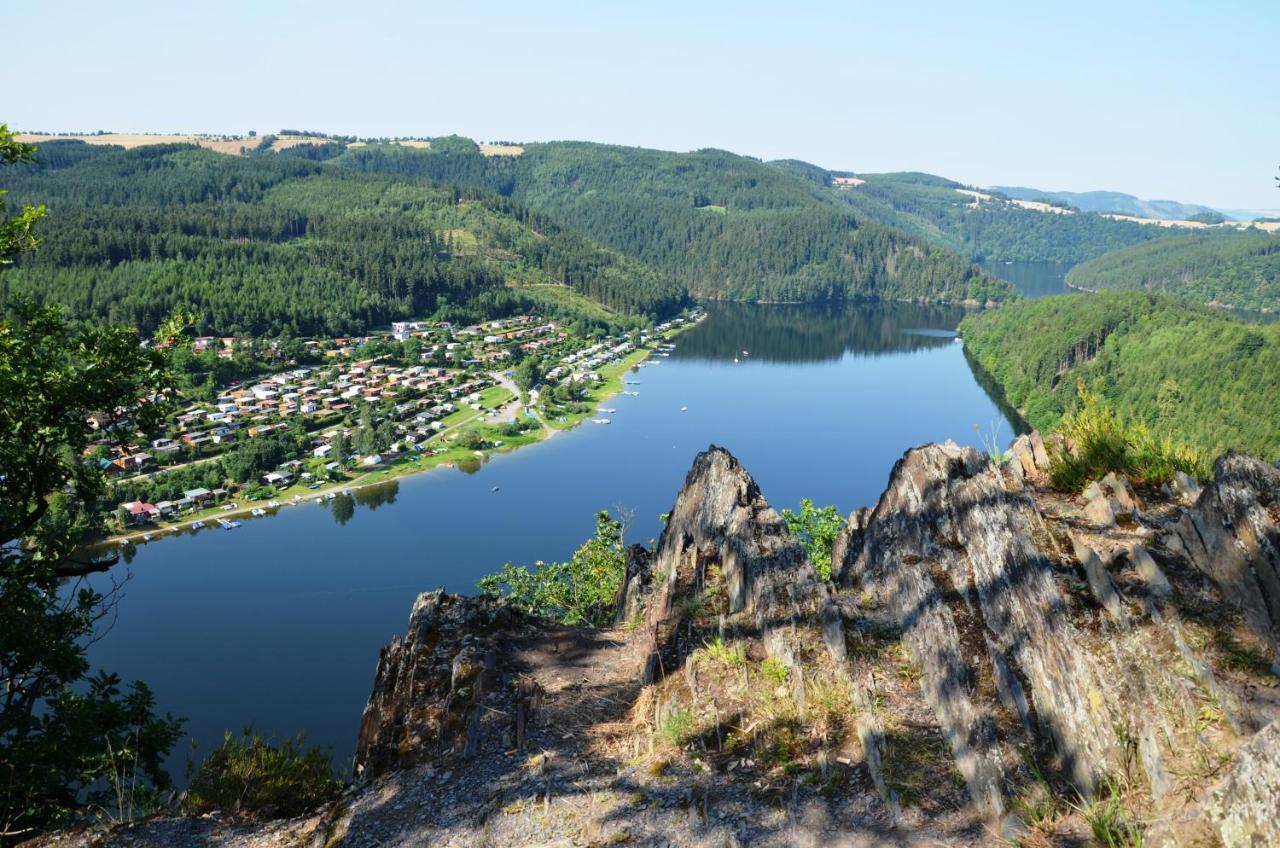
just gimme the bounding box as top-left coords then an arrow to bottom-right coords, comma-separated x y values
959,292 -> 1280,458
332,141 -> 1014,305
0,141 -> 686,335
1065,230 -> 1280,312
771,163 -> 1162,265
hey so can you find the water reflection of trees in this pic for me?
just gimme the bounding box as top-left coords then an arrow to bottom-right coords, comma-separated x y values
674,301 -> 971,363
354,481 -> 399,511
331,494 -> 355,526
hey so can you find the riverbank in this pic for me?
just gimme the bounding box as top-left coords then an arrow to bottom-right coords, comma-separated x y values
100,318 -> 704,551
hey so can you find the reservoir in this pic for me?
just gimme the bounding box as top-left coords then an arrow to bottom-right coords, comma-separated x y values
86,298 -> 1024,775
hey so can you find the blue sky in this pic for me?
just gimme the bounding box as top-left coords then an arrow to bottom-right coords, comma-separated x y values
9,0 -> 1279,208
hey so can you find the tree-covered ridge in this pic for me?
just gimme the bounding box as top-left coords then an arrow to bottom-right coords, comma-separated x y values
770,161 -> 1162,265
1065,230 -> 1280,312
333,141 -> 1016,305
0,141 -> 686,335
958,291 -> 1280,459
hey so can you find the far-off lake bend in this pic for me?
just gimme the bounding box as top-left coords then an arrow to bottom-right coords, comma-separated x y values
86,263 -> 1067,775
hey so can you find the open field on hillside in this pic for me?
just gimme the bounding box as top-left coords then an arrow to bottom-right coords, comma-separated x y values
17,132 -> 333,155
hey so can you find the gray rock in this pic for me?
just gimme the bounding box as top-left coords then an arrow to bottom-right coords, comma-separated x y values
843,442 -> 1120,821
643,446 -> 839,683
1083,493 -> 1116,527
613,544 -> 653,624
1177,452 -> 1280,655
1029,430 -> 1051,469
1008,435 -> 1038,478
1204,720 -> 1280,846
1070,534 -> 1128,626
1172,470 -> 1202,503
1128,544 -> 1172,598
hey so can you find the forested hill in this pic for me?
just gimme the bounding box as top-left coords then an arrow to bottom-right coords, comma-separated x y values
0,141 -> 686,335
991,186 -> 1222,221
332,140 -> 1015,305
1065,230 -> 1280,312
959,291 -> 1280,458
770,161 -> 1161,265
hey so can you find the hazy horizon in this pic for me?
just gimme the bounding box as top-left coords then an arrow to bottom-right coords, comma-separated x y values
9,1 -> 1278,209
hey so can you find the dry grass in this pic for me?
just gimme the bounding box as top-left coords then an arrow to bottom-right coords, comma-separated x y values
17,132 -> 330,156
481,144 -> 524,157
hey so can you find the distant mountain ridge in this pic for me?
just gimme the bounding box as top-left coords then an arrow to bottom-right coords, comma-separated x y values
991,186 -> 1225,221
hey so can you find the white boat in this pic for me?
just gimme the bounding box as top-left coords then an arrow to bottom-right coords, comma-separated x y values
267,500 -> 280,508
192,520 -> 205,529
251,508 -> 267,517
600,407 -> 617,413
592,418 -> 611,424
325,492 -> 336,500
680,406 -> 688,412
142,533 -> 152,541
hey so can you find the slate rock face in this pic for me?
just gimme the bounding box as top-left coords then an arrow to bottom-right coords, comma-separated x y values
1176,451 -> 1280,660
641,445 -> 839,682
1201,719 -> 1280,847
354,591 -> 522,778
838,442 -> 1120,822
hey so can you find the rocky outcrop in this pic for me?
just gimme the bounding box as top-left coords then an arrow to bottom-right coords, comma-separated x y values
1175,451 -> 1280,662
838,443 -> 1121,827
354,591 -> 527,778
641,446 -> 840,683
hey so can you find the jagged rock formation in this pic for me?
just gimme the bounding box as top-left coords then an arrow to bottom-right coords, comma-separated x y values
31,441 -> 1280,848
1173,451 -> 1280,663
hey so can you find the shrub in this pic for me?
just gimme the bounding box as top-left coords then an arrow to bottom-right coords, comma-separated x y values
183,731 -> 342,818
1049,383 -> 1209,492
477,511 -> 625,627
780,499 -> 845,581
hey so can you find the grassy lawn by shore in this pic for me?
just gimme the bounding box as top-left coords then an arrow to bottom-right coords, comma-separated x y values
541,348 -> 651,431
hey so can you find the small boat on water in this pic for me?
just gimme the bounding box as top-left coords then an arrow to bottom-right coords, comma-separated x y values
217,518 -> 239,529
192,520 -> 205,529
592,418 -> 611,424
600,407 -> 617,413
680,406 -> 688,412
341,490 -> 351,496
625,380 -> 641,385
251,508 -> 267,517
267,500 -> 280,508
491,486 -> 500,493
142,533 -> 152,541
623,391 -> 639,397
314,497 -> 323,504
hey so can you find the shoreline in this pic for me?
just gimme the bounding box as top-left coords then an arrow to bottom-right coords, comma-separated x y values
94,318 -> 703,553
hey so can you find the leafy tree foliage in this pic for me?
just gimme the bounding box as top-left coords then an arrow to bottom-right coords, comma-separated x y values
960,292 -> 1280,459
1066,230 -> 1280,312
477,511 -> 625,626
1,131 -> 182,842
781,499 -> 846,581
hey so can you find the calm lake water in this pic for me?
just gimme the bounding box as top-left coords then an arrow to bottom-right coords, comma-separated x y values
86,298 -> 1031,776
980,260 -> 1070,298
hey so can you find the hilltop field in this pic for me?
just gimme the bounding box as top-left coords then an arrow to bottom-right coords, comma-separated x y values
16,132 -> 524,157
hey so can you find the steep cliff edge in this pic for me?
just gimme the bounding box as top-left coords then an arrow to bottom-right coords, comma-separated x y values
30,442 -> 1280,847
